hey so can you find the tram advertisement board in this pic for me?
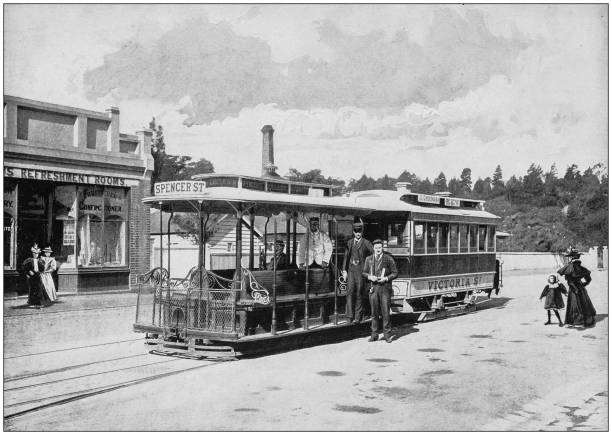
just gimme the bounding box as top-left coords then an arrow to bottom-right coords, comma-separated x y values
409,273 -> 494,297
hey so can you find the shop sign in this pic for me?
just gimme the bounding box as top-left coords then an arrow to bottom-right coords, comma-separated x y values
154,181 -> 207,195
410,273 -> 494,297
444,197 -> 460,207
79,187 -> 104,217
4,166 -> 126,186
417,194 -> 440,205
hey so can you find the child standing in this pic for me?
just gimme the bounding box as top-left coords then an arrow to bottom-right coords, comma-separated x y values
539,274 -> 567,326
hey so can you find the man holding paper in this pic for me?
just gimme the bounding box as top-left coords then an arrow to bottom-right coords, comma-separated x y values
363,239 -> 398,343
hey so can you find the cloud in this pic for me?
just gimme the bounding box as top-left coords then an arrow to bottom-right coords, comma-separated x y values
83,8 -> 529,125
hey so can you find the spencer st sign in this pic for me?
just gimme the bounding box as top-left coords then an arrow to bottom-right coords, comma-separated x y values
154,181 -> 207,195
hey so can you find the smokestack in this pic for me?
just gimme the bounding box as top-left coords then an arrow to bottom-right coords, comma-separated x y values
261,125 -> 279,177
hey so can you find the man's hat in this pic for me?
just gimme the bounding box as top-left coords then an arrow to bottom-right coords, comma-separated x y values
309,216 -> 320,222
43,246 -> 53,253
372,239 -> 384,246
274,239 -> 285,246
352,222 -> 363,231
30,243 -> 41,254
563,247 -> 581,258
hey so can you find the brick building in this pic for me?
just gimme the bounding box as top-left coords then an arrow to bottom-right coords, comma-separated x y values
3,95 -> 153,294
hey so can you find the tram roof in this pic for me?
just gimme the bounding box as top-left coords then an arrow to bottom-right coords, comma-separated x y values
346,190 -> 501,224
143,184 -> 373,216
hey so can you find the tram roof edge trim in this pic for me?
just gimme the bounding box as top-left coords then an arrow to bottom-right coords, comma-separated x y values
190,173 -> 339,189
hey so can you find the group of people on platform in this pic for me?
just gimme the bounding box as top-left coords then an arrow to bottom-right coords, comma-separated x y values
22,244 -> 58,309
263,216 -> 398,343
539,247 -> 597,328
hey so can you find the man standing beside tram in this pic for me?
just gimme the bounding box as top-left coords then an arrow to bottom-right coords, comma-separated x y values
342,222 -> 373,324
364,239 -> 398,343
297,216 -> 333,269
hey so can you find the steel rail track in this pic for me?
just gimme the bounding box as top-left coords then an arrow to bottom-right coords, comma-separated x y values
4,358 -> 231,420
4,338 -> 144,360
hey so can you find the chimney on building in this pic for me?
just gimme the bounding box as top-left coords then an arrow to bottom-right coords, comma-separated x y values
261,125 -> 279,178
395,182 -> 412,192
106,106 -> 120,153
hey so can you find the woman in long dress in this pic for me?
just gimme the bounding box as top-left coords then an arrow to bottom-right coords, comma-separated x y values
23,244 -> 45,307
40,246 -> 58,304
558,247 -> 596,327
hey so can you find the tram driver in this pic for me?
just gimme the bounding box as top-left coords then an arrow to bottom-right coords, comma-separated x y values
298,217 -> 333,269
266,239 -> 287,270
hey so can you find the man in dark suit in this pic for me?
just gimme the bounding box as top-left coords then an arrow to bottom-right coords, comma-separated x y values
342,222 -> 373,323
266,239 -> 287,270
363,239 -> 398,343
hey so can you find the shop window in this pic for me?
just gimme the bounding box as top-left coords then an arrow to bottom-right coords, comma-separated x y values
439,223 -> 449,254
469,224 -> 478,252
488,226 -> 496,251
53,185 -> 77,267
17,182 -> 51,264
77,186 -> 127,267
478,225 -> 487,252
449,224 -> 459,254
426,222 -> 438,254
459,224 -> 468,253
4,182 -> 17,269
413,222 -> 425,254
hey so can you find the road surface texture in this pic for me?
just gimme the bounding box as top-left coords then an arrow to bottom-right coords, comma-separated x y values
4,270 -> 608,431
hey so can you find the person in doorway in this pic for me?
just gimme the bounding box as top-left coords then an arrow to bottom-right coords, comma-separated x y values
40,246 -> 58,304
558,247 -> 596,327
22,244 -> 45,308
298,217 -> 332,269
342,222 -> 373,324
539,274 -> 567,326
266,239 -> 287,270
363,239 -> 398,343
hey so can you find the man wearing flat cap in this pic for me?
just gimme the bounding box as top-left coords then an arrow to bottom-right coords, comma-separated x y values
266,239 -> 287,270
298,216 -> 332,269
342,222 -> 373,323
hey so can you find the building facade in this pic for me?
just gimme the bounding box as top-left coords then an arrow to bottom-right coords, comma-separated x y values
3,95 -> 153,295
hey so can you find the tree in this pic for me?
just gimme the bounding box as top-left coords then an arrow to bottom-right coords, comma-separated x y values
285,168 -> 346,192
347,174 -> 377,192
491,165 -> 505,197
433,172 -> 448,192
416,178 -> 434,194
397,170 -> 419,186
149,117 -> 166,193
473,178 -> 491,199
523,163 -> 544,200
542,164 -> 559,206
447,177 -> 461,196
459,168 -> 472,196
505,175 -> 523,205
375,174 -> 396,190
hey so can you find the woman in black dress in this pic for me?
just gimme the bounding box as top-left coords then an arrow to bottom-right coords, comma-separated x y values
22,244 -> 47,308
539,274 -> 567,326
558,247 -> 596,327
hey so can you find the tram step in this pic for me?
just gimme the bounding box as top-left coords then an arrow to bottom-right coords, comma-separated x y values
149,339 -> 237,360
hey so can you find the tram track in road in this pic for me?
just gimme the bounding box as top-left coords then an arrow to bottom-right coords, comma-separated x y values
4,338 -> 143,360
4,353 -> 232,421
5,303 -> 137,318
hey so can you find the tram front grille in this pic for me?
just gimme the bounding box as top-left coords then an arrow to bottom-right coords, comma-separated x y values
187,289 -> 237,333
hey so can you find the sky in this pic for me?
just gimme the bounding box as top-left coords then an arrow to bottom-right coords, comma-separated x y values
4,4 -> 608,182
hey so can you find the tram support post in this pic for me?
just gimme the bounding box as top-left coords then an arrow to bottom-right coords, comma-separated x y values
292,219 -> 297,265
272,218 -> 278,335
249,210 -> 255,270
285,215 -> 291,268
167,206 -> 173,280
333,216 -> 338,325
304,226 -> 310,331
158,202 -> 163,273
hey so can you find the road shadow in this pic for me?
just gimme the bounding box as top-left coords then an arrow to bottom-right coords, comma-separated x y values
594,314 -> 608,322
476,296 -> 512,312
390,323 -> 420,342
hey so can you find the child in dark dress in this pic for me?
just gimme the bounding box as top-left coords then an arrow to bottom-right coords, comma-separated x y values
539,274 -> 567,326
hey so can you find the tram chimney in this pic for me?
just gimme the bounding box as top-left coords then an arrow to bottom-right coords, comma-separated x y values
395,182 -> 412,192
261,125 -> 279,178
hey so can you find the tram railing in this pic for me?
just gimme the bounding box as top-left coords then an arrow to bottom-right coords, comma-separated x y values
135,266 -> 242,336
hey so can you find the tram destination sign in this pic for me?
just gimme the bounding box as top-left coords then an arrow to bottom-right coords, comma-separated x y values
417,194 -> 440,205
154,180 -> 207,195
410,273 -> 494,297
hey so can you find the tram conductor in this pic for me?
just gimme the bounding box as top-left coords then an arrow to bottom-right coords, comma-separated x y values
342,222 -> 373,323
298,217 -> 333,269
363,239 -> 398,343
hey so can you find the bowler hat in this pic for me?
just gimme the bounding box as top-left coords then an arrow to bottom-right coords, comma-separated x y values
274,239 -> 285,246
43,246 -> 53,253
352,223 -> 363,231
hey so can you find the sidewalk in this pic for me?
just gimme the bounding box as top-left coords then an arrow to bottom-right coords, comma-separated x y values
3,290 -> 139,317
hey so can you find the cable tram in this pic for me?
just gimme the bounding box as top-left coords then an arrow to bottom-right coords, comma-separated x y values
134,127 -> 501,359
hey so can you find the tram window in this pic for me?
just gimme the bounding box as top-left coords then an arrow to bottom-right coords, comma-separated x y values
413,222 -> 425,254
439,223 -> 449,254
387,222 -> 406,246
426,222 -> 438,254
469,225 -> 478,252
459,224 -> 468,253
478,225 -> 487,252
449,224 -> 459,253
488,226 -> 496,251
